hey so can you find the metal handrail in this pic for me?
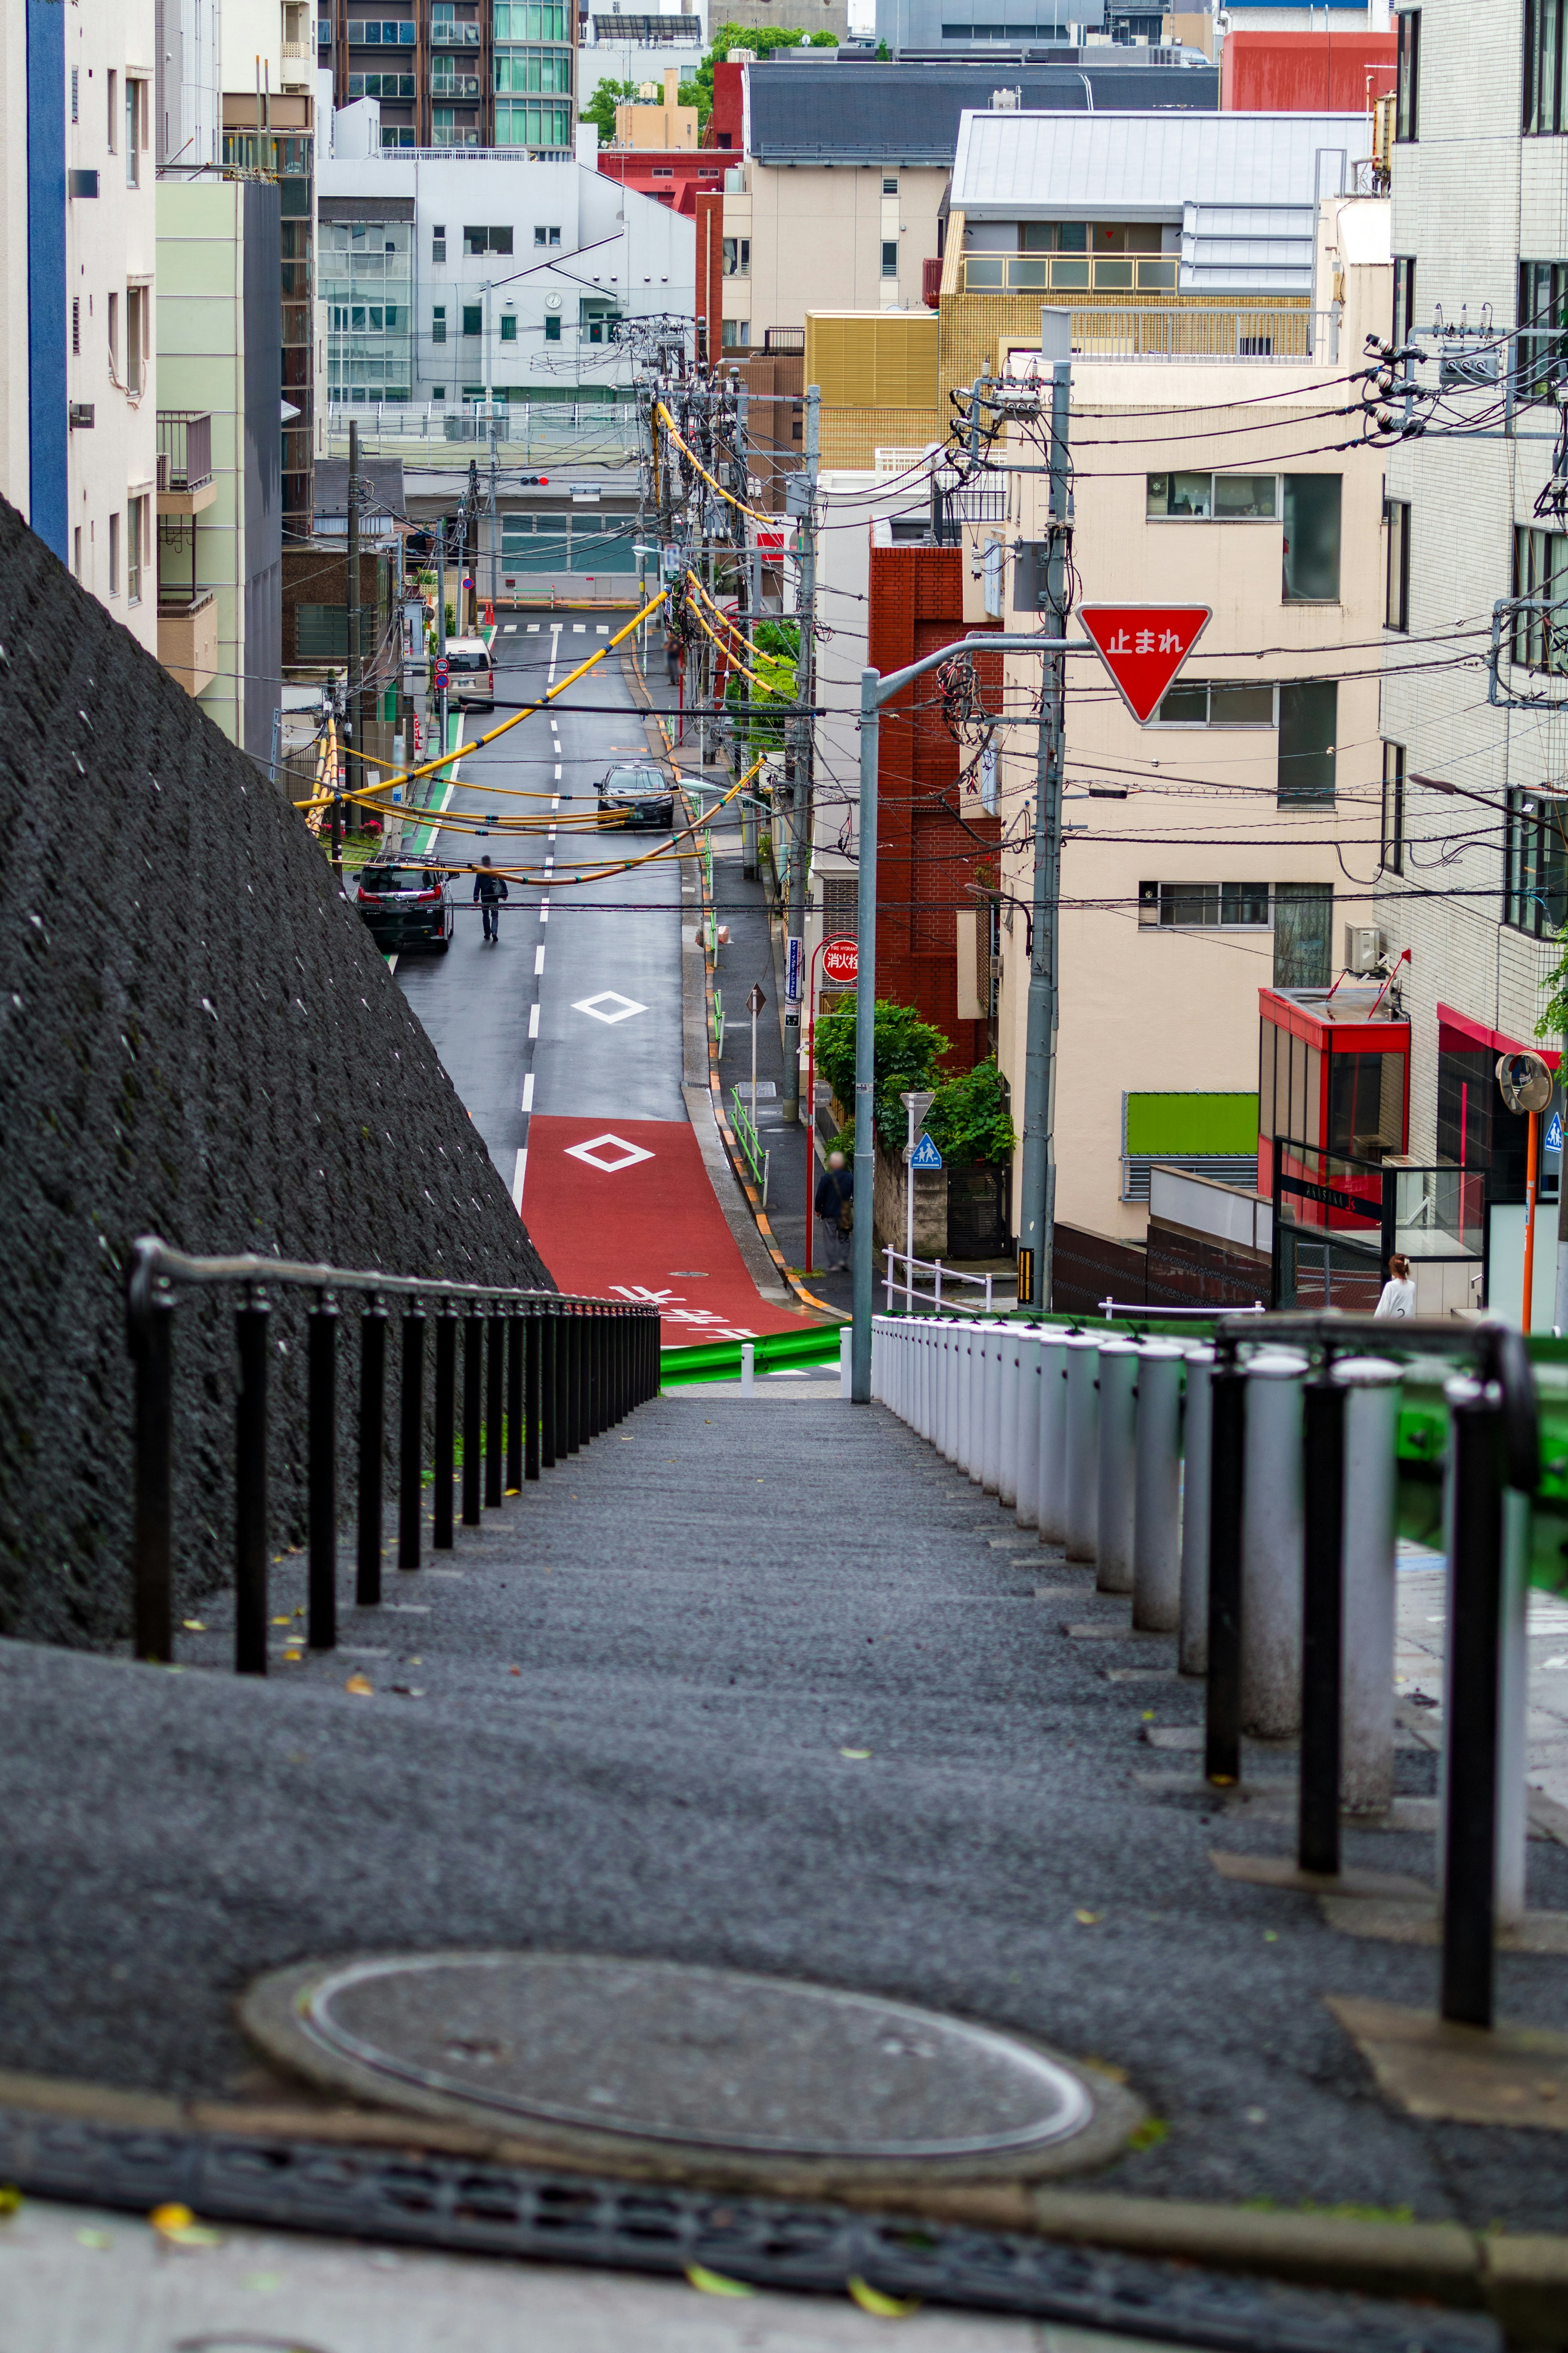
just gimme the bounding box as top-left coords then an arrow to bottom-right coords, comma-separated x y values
882,1246 -> 996,1317
124,1236 -> 661,1675
728,1089 -> 771,1208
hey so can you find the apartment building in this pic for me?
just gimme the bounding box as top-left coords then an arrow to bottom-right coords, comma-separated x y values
317,0 -> 577,153
710,56 -> 1220,363
1370,0 -> 1568,1323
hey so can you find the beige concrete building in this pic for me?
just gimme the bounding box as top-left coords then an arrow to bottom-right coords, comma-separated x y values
982,194 -> 1391,1251
722,156 -> 946,343
615,67 -> 699,150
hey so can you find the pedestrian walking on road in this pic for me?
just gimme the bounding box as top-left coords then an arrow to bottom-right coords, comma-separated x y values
1374,1251 -> 1416,1318
815,1150 -> 854,1272
474,855 -> 508,944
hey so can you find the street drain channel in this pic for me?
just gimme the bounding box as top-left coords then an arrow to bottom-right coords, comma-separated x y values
241,1952 -> 1137,2189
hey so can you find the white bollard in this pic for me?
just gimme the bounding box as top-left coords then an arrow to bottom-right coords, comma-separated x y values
1240,1348 -> 1309,1740
1062,1333 -> 1102,1563
980,1324 -> 1006,1493
941,1323 -> 958,1461
1015,1329 -> 1043,1528
1178,1344 -> 1214,1677
998,1324 -> 1025,1508
1037,1331 -> 1069,1545
1095,1338 -> 1140,1595
957,1321 -> 977,1478
1437,1386 -> 1530,1929
1333,1356 -> 1403,1815
1132,1340 -> 1187,1632
741,1340 -> 755,1396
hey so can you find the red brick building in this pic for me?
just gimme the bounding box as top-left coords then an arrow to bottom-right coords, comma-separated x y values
866,543 -> 999,1073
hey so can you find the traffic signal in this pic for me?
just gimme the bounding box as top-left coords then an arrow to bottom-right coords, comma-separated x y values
517,473 -> 550,486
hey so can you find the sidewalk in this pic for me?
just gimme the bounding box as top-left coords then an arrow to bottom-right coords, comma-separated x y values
0,1392 -> 1563,2234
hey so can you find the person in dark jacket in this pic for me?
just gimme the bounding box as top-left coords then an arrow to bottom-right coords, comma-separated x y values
474,855 -> 509,943
814,1149 -> 854,1271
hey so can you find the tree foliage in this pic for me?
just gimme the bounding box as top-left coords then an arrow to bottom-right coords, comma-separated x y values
725,618 -> 797,752
925,1060 -> 1016,1166
814,999 -> 951,1151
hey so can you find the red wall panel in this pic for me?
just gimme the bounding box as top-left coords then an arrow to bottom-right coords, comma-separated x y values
1221,31 -> 1395,112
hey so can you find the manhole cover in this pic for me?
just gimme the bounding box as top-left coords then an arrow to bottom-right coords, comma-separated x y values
242,1954 -> 1134,2185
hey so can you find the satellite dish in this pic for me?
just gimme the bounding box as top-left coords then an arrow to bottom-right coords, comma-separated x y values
1497,1050 -> 1554,1115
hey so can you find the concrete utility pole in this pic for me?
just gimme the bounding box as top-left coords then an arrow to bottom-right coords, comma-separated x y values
488,403 -> 499,619
781,382 -> 819,1130
1016,310 -> 1074,1316
340,417 -> 360,877
435,513 -> 448,766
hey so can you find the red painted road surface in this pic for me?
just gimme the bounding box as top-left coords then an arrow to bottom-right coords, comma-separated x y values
522,1115 -> 809,1345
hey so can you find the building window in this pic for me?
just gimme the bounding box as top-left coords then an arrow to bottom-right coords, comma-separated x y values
462,304 -> 483,335
464,225 -> 514,255
543,312 -> 560,341
651,167 -> 673,178
73,526 -> 80,577
107,290 -> 119,377
534,225 -> 561,246
1519,260 -> 1568,398
126,79 -> 142,183
495,98 -> 572,144
1506,787 -> 1568,937
1138,881 -> 1272,929
1146,471 -> 1276,519
494,44 -> 573,92
127,495 -> 145,604
432,225 -> 447,261
1513,524 -> 1568,668
500,312 -> 517,341
1273,884 -> 1334,988
1385,497 -> 1410,630
345,18 -> 417,41
1278,681 -> 1338,806
108,509 -> 120,595
1392,255 -> 1416,347
1381,742 -> 1405,874
126,286 -> 146,395
722,236 -> 749,277
720,319 -> 749,349
1154,680 -> 1276,727
494,0 -> 570,33
1281,475 -> 1341,601
432,306 -> 447,343
882,173 -> 898,195
881,240 -> 898,276
1525,0 -> 1567,134
107,68 -> 117,152
1395,8 -> 1419,141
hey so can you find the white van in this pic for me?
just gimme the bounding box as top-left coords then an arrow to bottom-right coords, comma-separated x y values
441,636 -> 495,713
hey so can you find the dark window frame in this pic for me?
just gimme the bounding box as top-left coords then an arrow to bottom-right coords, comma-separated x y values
1506,786 -> 1568,938
1513,522 -> 1568,669
1392,254 -> 1416,346
1385,497 -> 1410,630
1396,8 -> 1420,141
1519,259 -> 1568,399
1526,0 -> 1566,134
1381,741 -> 1405,874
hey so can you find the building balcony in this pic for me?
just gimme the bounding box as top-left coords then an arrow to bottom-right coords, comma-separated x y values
157,589 -> 218,697
960,254 -> 1179,294
156,412 -> 216,515
430,71 -> 482,96
280,39 -> 314,84
431,21 -> 482,45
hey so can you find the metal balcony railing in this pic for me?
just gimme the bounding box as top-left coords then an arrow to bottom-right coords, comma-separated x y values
430,19 -> 482,43
156,410 -> 213,492
125,1236 -> 661,1670
960,254 -> 1180,294
430,70 -> 482,95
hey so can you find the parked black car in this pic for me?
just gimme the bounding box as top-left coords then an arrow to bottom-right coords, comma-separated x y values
596,760 -> 674,830
354,862 -> 454,954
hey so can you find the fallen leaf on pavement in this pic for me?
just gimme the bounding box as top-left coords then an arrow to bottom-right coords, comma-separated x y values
0,2186 -> 21,2215
75,2229 -> 113,2249
390,1684 -> 426,1698
271,1615 -> 292,1626
848,2277 -> 922,2318
182,1620 -> 206,1633
839,1748 -> 872,1760
1074,1910 -> 1100,1926
343,1673 -> 375,1696
149,2202 -> 222,2244
685,2264 -> 755,2297
282,1651 -> 302,1664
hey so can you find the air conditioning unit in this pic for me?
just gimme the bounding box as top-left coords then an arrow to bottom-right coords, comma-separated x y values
1343,923 -> 1383,975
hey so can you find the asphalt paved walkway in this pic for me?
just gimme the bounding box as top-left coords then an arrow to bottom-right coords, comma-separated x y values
1,1392 -> 1564,2231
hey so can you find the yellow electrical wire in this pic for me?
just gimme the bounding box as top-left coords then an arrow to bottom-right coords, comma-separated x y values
682,585 -> 776,693
655,402 -> 781,531
294,586 -> 668,812
425,754 -> 765,889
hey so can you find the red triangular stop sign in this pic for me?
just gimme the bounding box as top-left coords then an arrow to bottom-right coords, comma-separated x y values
1078,605 -> 1212,725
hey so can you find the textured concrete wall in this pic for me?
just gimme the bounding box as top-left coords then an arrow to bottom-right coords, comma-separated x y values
0,496 -> 553,1647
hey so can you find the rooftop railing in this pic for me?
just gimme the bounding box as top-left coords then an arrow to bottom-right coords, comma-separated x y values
156,410 -> 213,493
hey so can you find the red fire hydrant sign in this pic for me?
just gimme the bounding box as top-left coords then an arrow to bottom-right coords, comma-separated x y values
1078,605 -> 1211,725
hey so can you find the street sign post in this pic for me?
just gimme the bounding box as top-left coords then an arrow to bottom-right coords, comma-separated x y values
901,1090 -> 937,1310
1078,606 -> 1212,725
1499,1050 -> 1555,1332
803,934 -> 858,1279
910,1133 -> 943,1170
746,980 -> 767,1130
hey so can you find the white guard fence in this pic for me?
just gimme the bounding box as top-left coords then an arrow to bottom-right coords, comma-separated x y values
869,1310 -> 1544,2034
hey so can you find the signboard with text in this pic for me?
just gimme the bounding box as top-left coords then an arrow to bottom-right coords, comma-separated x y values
1078,606 -> 1211,725
822,936 -> 858,987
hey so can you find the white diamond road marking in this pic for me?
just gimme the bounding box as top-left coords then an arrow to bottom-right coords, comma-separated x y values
565,1133 -> 655,1175
573,989 -> 648,1026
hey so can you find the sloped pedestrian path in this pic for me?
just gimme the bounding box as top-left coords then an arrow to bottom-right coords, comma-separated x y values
0,1392 -> 1564,2231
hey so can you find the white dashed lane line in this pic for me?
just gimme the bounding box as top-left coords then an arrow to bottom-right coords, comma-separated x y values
534,943 -> 546,975
521,1071 -> 535,1113
529,1001 -> 541,1037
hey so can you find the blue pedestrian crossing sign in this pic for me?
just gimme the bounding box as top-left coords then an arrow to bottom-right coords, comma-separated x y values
910,1132 -> 944,1171
1549,1111 -> 1564,1154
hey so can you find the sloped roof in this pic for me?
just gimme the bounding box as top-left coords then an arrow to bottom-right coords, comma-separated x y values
952,107 -> 1366,216
746,60 -> 1218,163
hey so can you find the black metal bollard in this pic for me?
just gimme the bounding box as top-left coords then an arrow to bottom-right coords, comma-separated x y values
568,1310 -> 584,1454
487,1312 -> 506,1507
399,1309 -> 425,1570
540,1310 -> 557,1469
1298,1366 -> 1347,1876
307,1299 -> 339,1651
462,1313 -> 483,1528
357,1303 -> 387,1608
1441,1376 -> 1506,2028
526,1311 -> 542,1479
1203,1355 -> 1247,1786
434,1310 -> 457,1549
506,1314 -> 524,1493
234,1297 -> 271,1674
130,1289 -> 176,1664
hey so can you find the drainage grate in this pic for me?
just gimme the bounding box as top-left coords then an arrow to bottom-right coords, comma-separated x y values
0,2106 -> 1498,2353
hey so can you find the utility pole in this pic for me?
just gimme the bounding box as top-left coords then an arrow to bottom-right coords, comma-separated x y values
488,403 -> 499,620
434,513 -> 448,771
340,417 -> 359,879
1016,310 -> 1074,1317
780,381 -> 819,1130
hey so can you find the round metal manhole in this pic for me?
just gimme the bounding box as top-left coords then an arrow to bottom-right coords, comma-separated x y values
241,1953 -> 1135,2183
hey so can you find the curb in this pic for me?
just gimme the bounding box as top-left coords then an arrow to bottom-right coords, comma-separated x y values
0,2069 -> 1562,2341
